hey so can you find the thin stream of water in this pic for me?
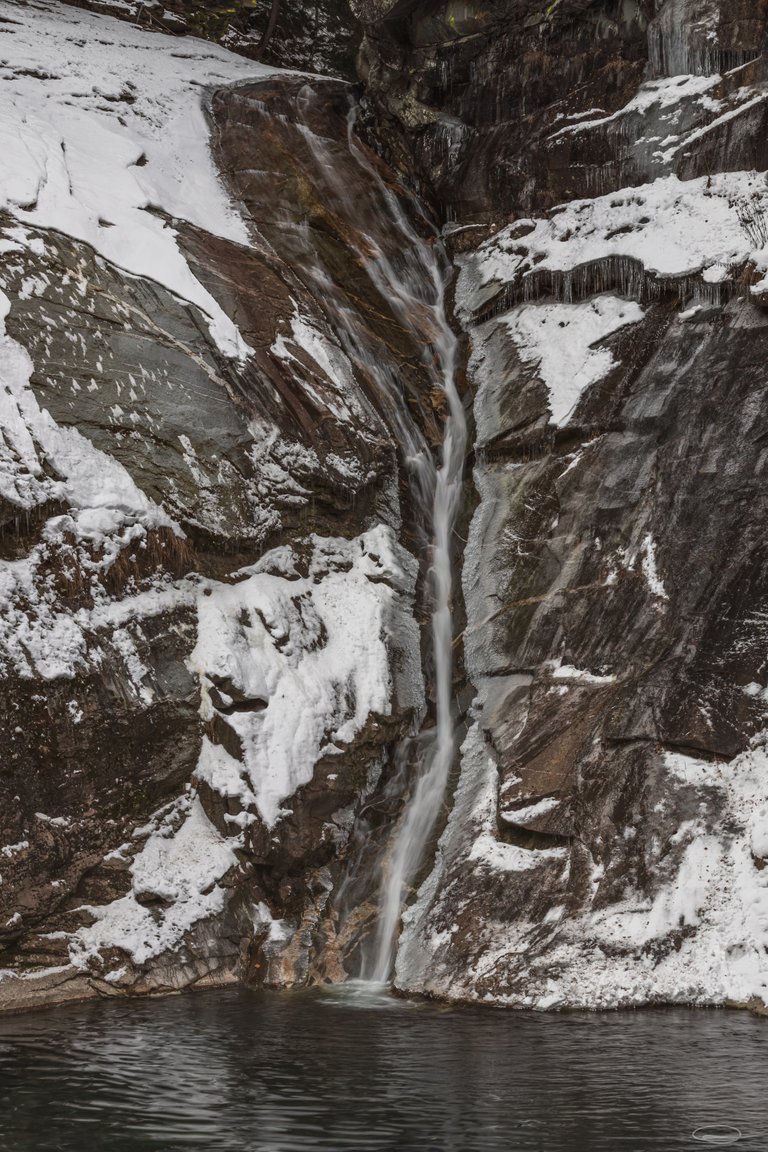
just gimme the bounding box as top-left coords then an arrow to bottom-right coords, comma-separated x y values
342,110 -> 467,983
288,91 -> 468,982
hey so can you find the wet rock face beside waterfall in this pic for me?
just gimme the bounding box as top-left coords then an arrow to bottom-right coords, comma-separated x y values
398,287 -> 768,1008
352,0 -> 768,221
358,0 -> 768,1008
0,204 -> 408,1004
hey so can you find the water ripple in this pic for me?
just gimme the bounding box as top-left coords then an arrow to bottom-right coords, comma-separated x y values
0,989 -> 766,1151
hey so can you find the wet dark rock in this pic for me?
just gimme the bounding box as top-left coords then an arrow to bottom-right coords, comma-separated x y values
354,0 -> 768,223
374,0 -> 768,1008
0,60 -> 428,1008
62,0 -> 361,77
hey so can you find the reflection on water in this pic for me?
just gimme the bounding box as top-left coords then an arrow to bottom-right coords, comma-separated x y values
0,985 -> 767,1151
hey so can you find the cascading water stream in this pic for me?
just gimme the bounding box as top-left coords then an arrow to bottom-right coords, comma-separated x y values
340,111 -> 468,984
247,83 -> 467,983
366,347 -> 465,982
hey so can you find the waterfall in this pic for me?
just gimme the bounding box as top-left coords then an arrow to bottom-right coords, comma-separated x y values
341,114 -> 468,984
243,83 -> 467,983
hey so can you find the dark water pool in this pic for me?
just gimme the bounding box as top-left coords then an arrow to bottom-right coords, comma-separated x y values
0,984 -> 765,1151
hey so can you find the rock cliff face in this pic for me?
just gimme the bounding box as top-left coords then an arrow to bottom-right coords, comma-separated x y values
350,0 -> 768,1007
63,0 -> 360,76
0,2 -> 429,1009
352,0 -> 768,219
4,0 -> 768,1014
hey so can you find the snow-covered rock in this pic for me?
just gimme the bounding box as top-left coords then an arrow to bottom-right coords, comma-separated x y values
0,1 -> 427,1009
336,0 -> 768,1013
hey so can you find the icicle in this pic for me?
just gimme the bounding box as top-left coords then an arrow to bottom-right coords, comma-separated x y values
649,0 -> 761,78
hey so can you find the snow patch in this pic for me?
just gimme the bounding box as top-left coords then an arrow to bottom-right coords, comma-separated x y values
460,172 -> 768,315
548,660 -> 616,684
71,794 -> 238,968
640,533 -> 669,601
0,1 -> 275,356
547,73 -> 722,140
189,526 -> 422,827
501,296 -> 644,426
501,796 -> 561,825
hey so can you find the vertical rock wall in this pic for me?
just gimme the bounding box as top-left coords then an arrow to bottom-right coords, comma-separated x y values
348,0 -> 768,1008
0,6 -> 430,1010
